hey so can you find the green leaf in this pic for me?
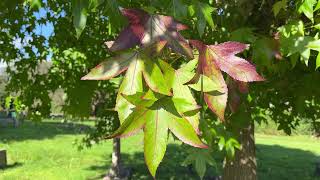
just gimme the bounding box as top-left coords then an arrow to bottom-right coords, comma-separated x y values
300,48 -> 310,65
72,0 -> 89,39
111,95 -> 206,177
105,0 -> 124,29
27,0 -> 41,9
157,60 -> 176,91
298,0 -> 317,22
168,113 -> 206,148
172,84 -> 200,132
218,137 -> 225,150
179,59 -> 198,72
252,37 -> 276,67
115,55 -> 144,122
272,0 -> 287,16
278,20 -> 304,37
88,0 -> 104,11
313,24 -> 320,29
189,74 -> 226,92
142,58 -> 173,96
280,36 -> 314,57
144,107 -> 169,177
194,1 -> 215,36
230,28 -> 257,43
195,156 -> 206,180
172,60 -> 201,132
182,148 -> 216,179
315,0 -> 320,11
109,108 -> 147,138
121,92 -> 158,108
144,97 -> 206,177
170,0 -> 188,19
316,52 -> 320,69
306,39 -> 320,51
81,51 -> 137,80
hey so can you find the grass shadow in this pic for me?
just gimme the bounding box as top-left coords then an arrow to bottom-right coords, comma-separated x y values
86,143 -> 320,180
0,162 -> 23,170
257,144 -> 320,180
0,120 -> 92,143
86,144 -> 219,180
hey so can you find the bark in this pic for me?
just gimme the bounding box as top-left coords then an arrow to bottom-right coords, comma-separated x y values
223,123 -> 257,180
108,138 -> 121,178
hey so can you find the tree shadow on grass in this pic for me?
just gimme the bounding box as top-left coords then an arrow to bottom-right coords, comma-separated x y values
0,120 -> 92,143
256,144 -> 320,180
86,143 -> 320,180
0,162 -> 23,170
86,144 -> 201,180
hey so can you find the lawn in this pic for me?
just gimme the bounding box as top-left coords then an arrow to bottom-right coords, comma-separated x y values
0,120 -> 320,180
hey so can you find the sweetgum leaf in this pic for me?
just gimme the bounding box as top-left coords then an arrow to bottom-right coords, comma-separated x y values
272,0 -> 287,17
169,0 -> 188,19
108,108 -> 148,138
316,52 -> 320,69
115,53 -> 144,122
172,60 -> 201,132
108,94 -> 207,177
142,58 -> 174,96
298,0 -> 317,22
81,51 -> 137,80
144,105 -> 169,177
72,0 -> 88,39
315,0 -> 320,11
109,8 -> 193,58
190,40 -> 228,120
190,40 -> 264,120
182,148 -> 216,180
189,74 -> 226,92
193,1 -> 215,36
209,42 -> 265,82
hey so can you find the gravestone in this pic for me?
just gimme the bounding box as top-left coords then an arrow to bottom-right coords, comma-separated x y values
0,149 -> 7,168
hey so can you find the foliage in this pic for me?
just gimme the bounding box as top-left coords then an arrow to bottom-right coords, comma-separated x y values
81,8 -> 263,177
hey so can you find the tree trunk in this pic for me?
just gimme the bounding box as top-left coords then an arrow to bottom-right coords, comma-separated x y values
223,123 -> 257,180
108,138 -> 121,178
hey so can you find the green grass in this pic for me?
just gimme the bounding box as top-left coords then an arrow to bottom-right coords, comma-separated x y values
0,120 -> 320,180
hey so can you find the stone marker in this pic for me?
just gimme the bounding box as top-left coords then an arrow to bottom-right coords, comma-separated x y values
0,149 -> 7,168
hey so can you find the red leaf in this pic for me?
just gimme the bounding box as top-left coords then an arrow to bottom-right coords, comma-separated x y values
109,8 -> 193,58
109,25 -> 144,51
209,42 -> 265,82
213,55 -> 265,82
190,40 -> 264,120
120,8 -> 150,25
159,15 -> 188,31
190,40 -> 228,121
209,42 -> 248,57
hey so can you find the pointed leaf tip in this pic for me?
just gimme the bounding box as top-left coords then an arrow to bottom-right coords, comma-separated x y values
81,51 -> 137,81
